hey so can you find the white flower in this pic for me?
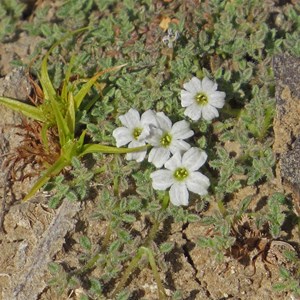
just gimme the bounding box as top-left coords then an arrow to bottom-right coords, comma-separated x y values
147,112 -> 194,168
113,108 -> 156,162
181,76 -> 225,121
150,147 -> 210,206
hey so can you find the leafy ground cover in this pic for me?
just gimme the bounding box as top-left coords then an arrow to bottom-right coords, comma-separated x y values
0,1 -> 299,299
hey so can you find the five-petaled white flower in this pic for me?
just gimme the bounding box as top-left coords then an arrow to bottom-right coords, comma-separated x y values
112,108 -> 156,162
181,76 -> 225,121
147,112 -> 194,168
150,147 -> 210,206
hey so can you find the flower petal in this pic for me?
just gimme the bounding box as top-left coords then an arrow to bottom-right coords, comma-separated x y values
156,112 -> 172,131
186,171 -> 210,195
126,151 -> 147,162
208,91 -> 226,108
147,127 -> 163,146
184,103 -> 202,121
201,105 -> 219,121
202,77 -> 217,92
171,120 -> 194,139
181,90 -> 195,107
150,170 -> 174,190
148,148 -> 171,168
183,77 -> 202,93
141,109 -> 158,127
112,127 -> 132,147
119,108 -> 140,129
137,124 -> 151,141
126,140 -> 147,162
169,183 -> 189,206
183,148 -> 207,171
169,140 -> 191,154
165,151 -> 182,170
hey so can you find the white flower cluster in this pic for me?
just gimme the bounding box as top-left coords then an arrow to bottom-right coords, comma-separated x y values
113,77 -> 225,206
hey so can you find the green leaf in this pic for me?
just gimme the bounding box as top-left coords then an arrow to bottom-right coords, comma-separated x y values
242,67 -> 253,82
23,155 -> 69,201
109,240 -> 121,253
39,27 -> 89,102
74,64 -> 127,109
71,156 -> 81,169
48,262 -> 61,274
80,236 -> 92,251
50,98 -> 70,146
159,242 -> 174,253
273,283 -> 286,292
65,92 -> 75,136
121,214 -> 136,223
0,96 -> 46,122
48,195 -> 63,209
61,55 -> 75,102
66,190 -> 78,201
187,214 -> 201,223
89,278 -> 102,294
79,143 -> 148,156
76,130 -> 87,152
237,196 -> 252,216
279,266 -> 290,279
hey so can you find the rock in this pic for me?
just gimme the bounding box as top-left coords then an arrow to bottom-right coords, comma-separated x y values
0,67 -> 31,101
273,53 -> 300,215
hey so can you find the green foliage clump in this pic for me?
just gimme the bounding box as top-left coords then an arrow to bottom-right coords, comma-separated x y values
273,251 -> 300,297
0,0 -> 26,42
1,0 -> 300,298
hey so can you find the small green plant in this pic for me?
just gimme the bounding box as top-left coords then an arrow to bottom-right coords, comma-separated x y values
198,197 -> 251,261
198,193 -> 290,267
0,28 -> 146,201
273,250 -> 300,297
1,1 -> 299,298
48,262 -> 80,297
44,157 -> 95,208
0,0 -> 26,42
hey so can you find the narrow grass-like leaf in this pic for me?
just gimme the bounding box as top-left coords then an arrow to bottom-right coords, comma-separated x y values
74,64 -> 127,109
39,27 -> 89,101
79,144 -> 148,156
65,92 -> 76,137
50,98 -> 70,146
76,130 -> 87,151
23,155 -> 69,201
0,96 -> 45,122
41,123 -> 50,150
61,56 -> 75,103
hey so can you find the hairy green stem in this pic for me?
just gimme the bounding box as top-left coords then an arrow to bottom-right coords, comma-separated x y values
112,245 -> 166,299
111,216 -> 166,298
111,249 -> 143,297
141,246 -> 167,300
217,199 -> 227,217
161,192 -> 170,210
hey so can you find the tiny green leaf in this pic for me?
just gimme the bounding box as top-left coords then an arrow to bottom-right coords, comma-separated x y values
80,236 -> 92,251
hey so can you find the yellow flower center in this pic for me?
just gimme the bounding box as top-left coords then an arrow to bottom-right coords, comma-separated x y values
195,92 -> 208,105
174,167 -> 189,181
160,133 -> 172,147
133,128 -> 142,140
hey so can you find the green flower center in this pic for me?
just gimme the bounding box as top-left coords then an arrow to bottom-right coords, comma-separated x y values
195,92 -> 208,105
160,132 -> 172,147
133,127 -> 142,140
174,167 -> 189,181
